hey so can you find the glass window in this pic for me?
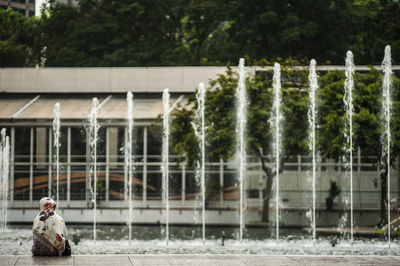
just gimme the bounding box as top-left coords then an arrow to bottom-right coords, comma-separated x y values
71,127 -> 86,162
147,125 -> 161,157
14,127 -> 31,200
70,127 -> 86,200
33,127 -> 48,200
49,127 -> 67,200
109,127 -> 125,200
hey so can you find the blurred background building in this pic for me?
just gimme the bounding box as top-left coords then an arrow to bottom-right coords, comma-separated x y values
0,0 -> 35,17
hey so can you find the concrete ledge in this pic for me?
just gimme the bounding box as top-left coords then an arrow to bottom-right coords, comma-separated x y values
1,254 -> 400,265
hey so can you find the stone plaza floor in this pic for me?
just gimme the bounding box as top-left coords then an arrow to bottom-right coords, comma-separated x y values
1,255 -> 400,265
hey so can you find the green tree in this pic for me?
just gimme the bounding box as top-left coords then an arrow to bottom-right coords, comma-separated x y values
318,67 -> 400,225
0,9 -> 39,67
171,60 -> 309,223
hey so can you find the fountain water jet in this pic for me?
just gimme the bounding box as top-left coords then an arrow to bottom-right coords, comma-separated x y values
162,89 -> 170,245
308,59 -> 318,245
236,58 -> 247,241
381,45 -> 392,247
127,91 -> 134,244
89,98 -> 99,242
53,103 -> 61,208
1,129 -> 9,231
0,130 -> 3,229
344,51 -> 355,244
192,82 -> 206,244
272,63 -> 282,241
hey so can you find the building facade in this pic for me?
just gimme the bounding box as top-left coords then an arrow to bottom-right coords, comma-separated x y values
1,66 -> 399,226
0,0 -> 35,17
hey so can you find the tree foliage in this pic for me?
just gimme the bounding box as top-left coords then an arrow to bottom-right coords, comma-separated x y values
171,59 -> 310,222
170,62 -> 400,224
1,0 -> 399,66
0,9 -> 39,67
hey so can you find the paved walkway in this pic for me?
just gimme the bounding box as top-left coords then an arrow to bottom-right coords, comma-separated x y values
1,255 -> 400,265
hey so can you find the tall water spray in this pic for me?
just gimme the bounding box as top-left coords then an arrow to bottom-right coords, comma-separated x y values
344,51 -> 355,244
308,59 -> 318,244
236,58 -> 247,241
162,89 -> 170,245
192,83 -> 206,244
1,129 -> 9,231
53,103 -> 61,208
89,98 -> 99,242
272,63 -> 282,241
381,45 -> 392,246
127,91 -> 134,244
0,130 -> 2,229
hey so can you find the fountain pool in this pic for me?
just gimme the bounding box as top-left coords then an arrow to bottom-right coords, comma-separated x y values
1,225 -> 399,255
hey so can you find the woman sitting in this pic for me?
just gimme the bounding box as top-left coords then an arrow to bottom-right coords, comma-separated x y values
31,197 -> 71,256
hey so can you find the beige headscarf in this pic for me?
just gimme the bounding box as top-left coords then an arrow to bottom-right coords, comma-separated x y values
33,197 -> 68,255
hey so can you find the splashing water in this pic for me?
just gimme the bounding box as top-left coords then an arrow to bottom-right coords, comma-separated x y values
127,91 -> 134,244
162,89 -> 170,245
343,51 -> 355,243
1,129 -> 9,231
236,58 -> 247,241
88,98 -> 99,242
192,83 -> 206,244
308,59 -> 318,245
381,45 -> 392,247
53,103 -> 61,208
272,63 -> 282,241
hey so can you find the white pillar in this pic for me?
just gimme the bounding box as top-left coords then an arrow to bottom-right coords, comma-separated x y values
357,147 -> 361,209
29,127 -> 33,204
85,129 -> 90,205
124,128 -> 128,202
143,126 -> 147,204
10,127 -> 14,204
105,127 -> 110,203
317,153 -> 322,209
48,128 -> 52,197
67,127 -> 71,204
181,160 -> 186,205
297,155 -> 301,205
220,158 -> 224,206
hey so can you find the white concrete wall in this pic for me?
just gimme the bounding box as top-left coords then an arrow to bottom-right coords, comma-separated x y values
0,67 -> 232,93
7,208 -> 384,227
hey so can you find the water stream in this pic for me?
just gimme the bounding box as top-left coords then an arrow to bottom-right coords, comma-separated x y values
1,129 -> 9,231
127,91 -> 134,244
381,45 -> 392,247
89,98 -> 99,242
308,59 -> 318,245
162,88 -> 170,245
344,51 -> 355,244
53,103 -> 61,208
236,58 -> 247,241
272,63 -> 282,241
